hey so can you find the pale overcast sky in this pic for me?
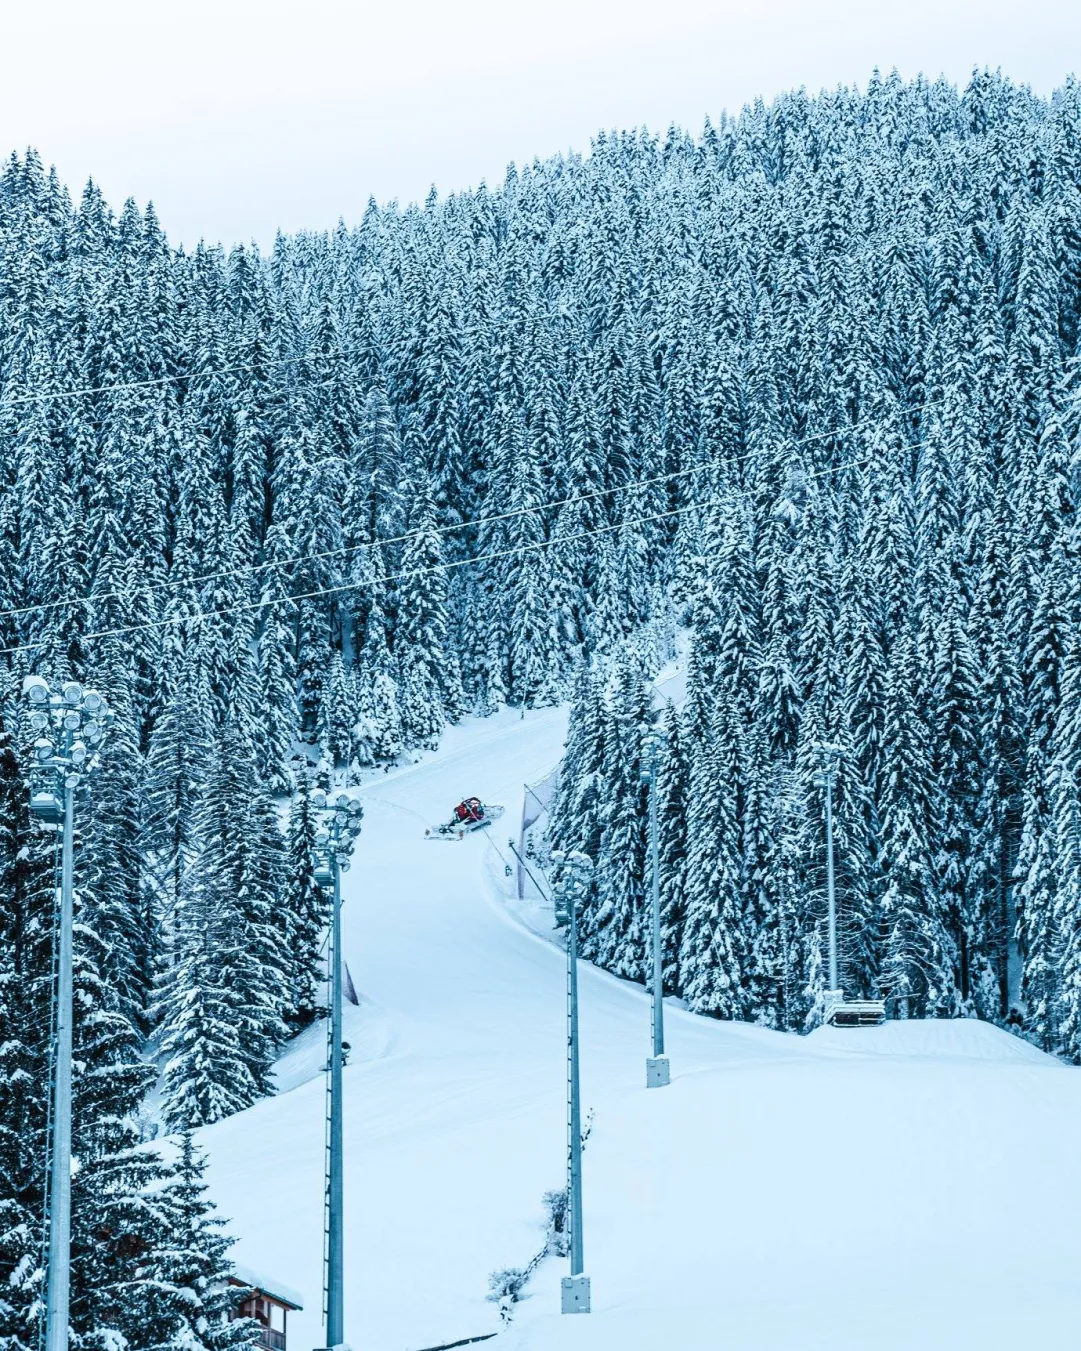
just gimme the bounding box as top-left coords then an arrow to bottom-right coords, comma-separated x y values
5,0 -> 1079,248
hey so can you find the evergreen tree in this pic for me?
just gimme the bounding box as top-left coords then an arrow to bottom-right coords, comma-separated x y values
158,725 -> 288,1127
137,1131 -> 258,1351
678,695 -> 748,1019
395,473 -> 450,747
656,704 -> 689,994
285,774 -> 329,1030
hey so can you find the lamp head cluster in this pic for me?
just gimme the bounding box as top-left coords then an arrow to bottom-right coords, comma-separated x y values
552,849 -> 594,901
639,727 -> 665,782
311,788 -> 364,878
813,742 -> 845,790
22,676 -> 112,812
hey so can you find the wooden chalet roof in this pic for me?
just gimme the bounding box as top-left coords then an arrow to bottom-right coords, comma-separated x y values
229,1264 -> 304,1311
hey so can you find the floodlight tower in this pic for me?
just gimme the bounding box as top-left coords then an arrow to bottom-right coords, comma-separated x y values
22,675 -> 112,1351
640,729 -> 669,1088
310,788 -> 364,1351
554,850 -> 593,1315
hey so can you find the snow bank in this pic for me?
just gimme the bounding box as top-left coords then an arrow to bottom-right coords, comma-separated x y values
807,1014 -> 1056,1064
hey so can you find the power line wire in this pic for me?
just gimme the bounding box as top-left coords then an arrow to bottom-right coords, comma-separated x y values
0,350 -> 350,411
19,372 -> 355,435
0,453 -> 879,659
0,402 -> 941,628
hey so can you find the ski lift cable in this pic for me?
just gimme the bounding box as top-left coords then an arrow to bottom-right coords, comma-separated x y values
0,458 -> 881,657
16,372 -> 358,435
0,409 -> 941,629
188,393 -> 940,591
0,399 -> 943,627
0,349 -> 350,410
0,397 -> 944,627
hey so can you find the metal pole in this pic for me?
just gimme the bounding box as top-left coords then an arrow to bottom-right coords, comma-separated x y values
567,892 -> 583,1278
560,853 -> 590,1314
310,793 -> 361,1351
327,856 -> 344,1348
644,740 -> 669,1088
44,784 -> 74,1351
649,759 -> 664,1057
825,772 -> 839,994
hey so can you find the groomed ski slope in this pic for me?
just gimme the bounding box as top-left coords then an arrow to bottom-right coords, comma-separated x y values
198,707 -> 1081,1351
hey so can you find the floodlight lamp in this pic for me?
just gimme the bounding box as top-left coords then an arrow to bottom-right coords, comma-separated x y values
335,792 -> 350,810
64,773 -> 80,790
83,722 -> 101,744
63,711 -> 80,731
82,690 -> 103,714
34,738 -> 55,761
29,711 -> 49,731
29,789 -> 64,824
62,681 -> 84,706
340,860 -> 350,873
348,799 -> 363,816
24,676 -> 49,704
311,789 -> 327,809
315,828 -> 330,847
70,742 -> 87,766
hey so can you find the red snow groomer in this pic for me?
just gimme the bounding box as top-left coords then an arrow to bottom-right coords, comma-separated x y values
426,796 -> 505,840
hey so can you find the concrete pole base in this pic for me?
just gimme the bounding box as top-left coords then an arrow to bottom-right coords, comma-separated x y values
646,1055 -> 670,1088
561,1275 -> 591,1314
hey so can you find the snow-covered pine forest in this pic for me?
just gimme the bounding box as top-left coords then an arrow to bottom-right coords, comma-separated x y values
545,73 -> 1081,1046
1,63 -> 1081,1345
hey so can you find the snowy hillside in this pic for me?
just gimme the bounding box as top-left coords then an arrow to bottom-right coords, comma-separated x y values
198,708 -> 1081,1351
5,64 -> 1081,1351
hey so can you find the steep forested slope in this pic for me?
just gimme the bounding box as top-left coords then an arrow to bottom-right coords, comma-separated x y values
0,70 -> 1081,1345
543,74 -> 1081,1052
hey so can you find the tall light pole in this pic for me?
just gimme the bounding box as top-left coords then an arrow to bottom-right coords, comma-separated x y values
814,744 -> 844,998
310,789 -> 364,1351
22,675 -> 112,1351
640,730 -> 669,1089
554,850 -> 592,1316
